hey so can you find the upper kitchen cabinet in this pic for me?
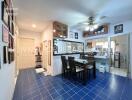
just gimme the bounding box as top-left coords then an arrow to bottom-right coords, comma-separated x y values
53,21 -> 68,38
83,24 -> 108,37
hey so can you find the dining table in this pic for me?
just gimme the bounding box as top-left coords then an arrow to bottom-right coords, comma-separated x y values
74,58 -> 96,85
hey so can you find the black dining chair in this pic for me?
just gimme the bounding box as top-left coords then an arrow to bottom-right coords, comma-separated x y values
61,56 -> 70,78
80,53 -> 85,59
68,56 -> 84,81
86,55 -> 95,79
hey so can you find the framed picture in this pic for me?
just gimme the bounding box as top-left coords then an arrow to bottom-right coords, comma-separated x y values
114,24 -> 123,34
2,25 -> 9,43
8,51 -> 10,64
0,50 -> 1,69
9,9 -> 14,35
3,46 -> 8,64
8,34 -> 11,48
11,52 -> 14,62
70,33 -> 73,38
75,32 -> 78,39
1,1 -> 9,27
5,0 -> 11,7
8,34 -> 14,49
8,11 -> 12,33
11,9 -> 14,21
8,51 -> 14,64
69,31 -> 74,39
11,21 -> 14,35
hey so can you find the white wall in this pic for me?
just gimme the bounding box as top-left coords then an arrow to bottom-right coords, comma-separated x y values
110,20 -> 132,34
0,1 -> 16,99
19,29 -> 41,47
41,22 -> 53,75
105,20 -> 132,78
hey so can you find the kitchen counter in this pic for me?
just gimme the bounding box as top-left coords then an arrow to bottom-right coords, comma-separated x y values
94,55 -> 108,59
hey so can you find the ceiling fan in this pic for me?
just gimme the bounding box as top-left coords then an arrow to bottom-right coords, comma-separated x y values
79,16 -> 98,31
77,16 -> 107,31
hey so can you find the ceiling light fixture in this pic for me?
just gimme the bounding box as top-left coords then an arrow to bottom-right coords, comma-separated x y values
32,24 -> 36,28
85,17 -> 98,31
53,29 -> 56,33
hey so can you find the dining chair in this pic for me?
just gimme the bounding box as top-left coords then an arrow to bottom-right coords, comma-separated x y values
86,55 -> 95,79
68,56 -> 84,81
80,53 -> 85,59
61,56 -> 70,78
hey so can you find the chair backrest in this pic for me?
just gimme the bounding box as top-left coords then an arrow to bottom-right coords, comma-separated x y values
87,56 -> 95,61
61,56 -> 67,69
80,53 -> 85,59
68,57 -> 76,72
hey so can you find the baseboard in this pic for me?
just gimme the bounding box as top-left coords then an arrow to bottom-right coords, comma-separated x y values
15,70 -> 19,84
11,70 -> 19,100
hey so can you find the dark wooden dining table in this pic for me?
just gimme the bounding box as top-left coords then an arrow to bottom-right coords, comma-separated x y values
74,58 -> 96,85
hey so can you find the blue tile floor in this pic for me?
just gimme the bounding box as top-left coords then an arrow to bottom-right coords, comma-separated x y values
13,68 -> 132,100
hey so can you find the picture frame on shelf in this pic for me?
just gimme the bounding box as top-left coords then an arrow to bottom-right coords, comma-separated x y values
1,1 -> 9,27
75,32 -> 78,39
69,31 -> 74,39
2,25 -> 9,43
3,46 -> 8,64
70,33 -> 73,39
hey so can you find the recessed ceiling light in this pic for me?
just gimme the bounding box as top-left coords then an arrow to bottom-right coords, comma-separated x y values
53,29 -> 56,33
32,24 -> 36,28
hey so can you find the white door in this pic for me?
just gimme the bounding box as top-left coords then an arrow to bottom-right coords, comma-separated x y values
17,38 -> 35,69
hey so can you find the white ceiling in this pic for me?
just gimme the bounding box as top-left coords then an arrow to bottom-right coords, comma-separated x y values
13,0 -> 132,33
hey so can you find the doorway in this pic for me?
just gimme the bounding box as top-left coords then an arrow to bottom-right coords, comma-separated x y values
109,34 -> 129,77
17,37 -> 35,69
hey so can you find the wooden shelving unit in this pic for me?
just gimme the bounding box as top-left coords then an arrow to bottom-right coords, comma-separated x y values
53,21 -> 68,38
35,54 -> 42,68
83,24 -> 108,37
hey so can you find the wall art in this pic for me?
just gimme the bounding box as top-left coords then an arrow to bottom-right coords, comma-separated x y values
1,1 -> 9,27
114,24 -> 123,34
2,25 -> 9,43
75,32 -> 78,39
3,46 -> 8,64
